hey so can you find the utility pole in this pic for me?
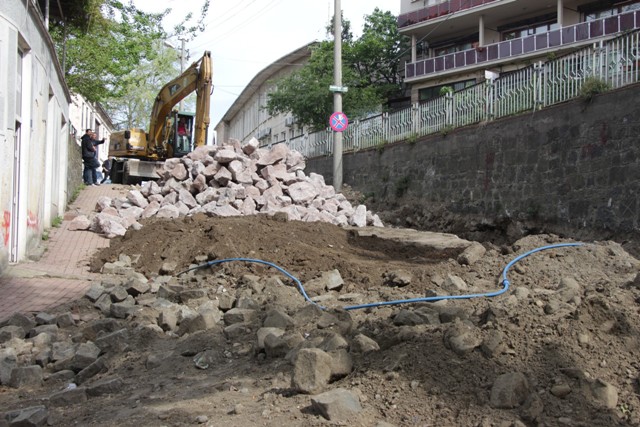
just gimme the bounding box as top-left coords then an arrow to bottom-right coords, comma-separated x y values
332,0 -> 343,192
163,39 -> 187,111
179,38 -> 186,112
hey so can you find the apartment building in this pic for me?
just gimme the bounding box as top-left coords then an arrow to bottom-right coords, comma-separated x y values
398,0 -> 640,102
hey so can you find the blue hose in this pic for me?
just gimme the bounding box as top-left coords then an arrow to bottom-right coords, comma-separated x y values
178,242 -> 584,311
179,258 -> 320,308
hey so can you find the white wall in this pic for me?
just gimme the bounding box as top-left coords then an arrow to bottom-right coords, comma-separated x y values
69,93 -> 113,163
216,45 -> 312,147
0,2 -> 71,272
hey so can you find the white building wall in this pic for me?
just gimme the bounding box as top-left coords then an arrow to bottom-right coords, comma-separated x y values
0,1 -> 72,273
215,44 -> 313,146
69,93 -> 112,164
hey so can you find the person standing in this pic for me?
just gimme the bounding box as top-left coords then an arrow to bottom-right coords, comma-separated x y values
91,131 -> 106,184
81,129 -> 97,185
81,129 -> 105,186
100,156 -> 113,184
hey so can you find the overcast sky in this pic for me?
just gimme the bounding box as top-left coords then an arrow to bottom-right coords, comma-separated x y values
131,0 -> 400,137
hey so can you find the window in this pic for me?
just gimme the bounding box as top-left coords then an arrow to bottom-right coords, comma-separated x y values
418,79 -> 476,102
499,13 -> 558,41
434,42 -> 474,57
584,0 -> 640,21
417,41 -> 430,59
430,33 -> 479,57
502,22 -> 559,41
622,1 -> 640,12
16,48 -> 23,118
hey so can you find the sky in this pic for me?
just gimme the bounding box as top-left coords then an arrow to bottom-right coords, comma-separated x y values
131,0 -> 400,135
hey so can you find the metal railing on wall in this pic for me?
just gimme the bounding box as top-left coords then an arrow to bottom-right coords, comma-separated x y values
287,30 -> 640,159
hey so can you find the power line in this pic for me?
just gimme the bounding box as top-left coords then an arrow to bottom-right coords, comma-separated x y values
204,0 -> 257,27
190,0 -> 285,50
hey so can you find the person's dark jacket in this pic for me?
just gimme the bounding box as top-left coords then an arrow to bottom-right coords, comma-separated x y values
81,134 -> 95,159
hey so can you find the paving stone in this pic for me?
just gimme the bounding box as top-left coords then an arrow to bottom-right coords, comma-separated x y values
311,388 -> 362,421
49,387 -> 88,407
292,348 -> 333,394
8,365 -> 43,388
86,377 -> 124,397
3,405 -> 48,427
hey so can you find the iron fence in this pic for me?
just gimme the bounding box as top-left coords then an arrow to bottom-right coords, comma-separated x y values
288,30 -> 640,159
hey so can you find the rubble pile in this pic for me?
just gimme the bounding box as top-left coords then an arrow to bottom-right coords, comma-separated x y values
0,256 -> 384,424
70,139 -> 383,238
2,234 -> 638,426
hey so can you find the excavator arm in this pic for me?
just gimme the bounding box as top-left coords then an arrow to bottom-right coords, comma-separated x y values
193,52 -> 212,148
147,51 -> 213,153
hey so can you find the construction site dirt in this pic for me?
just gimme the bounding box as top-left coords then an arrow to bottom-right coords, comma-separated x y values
1,200 -> 639,426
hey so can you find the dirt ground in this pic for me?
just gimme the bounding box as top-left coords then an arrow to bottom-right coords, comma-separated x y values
2,190 -> 640,426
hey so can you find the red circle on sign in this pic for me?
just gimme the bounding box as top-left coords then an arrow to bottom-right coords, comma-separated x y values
329,112 -> 348,132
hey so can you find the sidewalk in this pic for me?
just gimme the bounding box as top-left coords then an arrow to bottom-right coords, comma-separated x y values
0,184 -> 128,322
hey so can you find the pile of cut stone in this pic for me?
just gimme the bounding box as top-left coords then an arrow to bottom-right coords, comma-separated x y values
70,139 -> 383,238
0,258 -> 378,423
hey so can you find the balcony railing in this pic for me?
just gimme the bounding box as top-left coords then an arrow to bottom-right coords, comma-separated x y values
398,0 -> 499,28
405,9 -> 640,80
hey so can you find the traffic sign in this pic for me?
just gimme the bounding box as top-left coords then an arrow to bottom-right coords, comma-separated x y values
329,85 -> 349,93
329,112 -> 348,132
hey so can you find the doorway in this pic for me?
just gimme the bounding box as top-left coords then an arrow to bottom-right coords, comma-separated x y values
10,121 -> 21,263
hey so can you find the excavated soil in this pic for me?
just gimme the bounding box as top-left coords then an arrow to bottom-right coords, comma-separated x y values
2,204 -> 640,426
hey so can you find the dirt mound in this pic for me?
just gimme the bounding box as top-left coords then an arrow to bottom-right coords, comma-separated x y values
89,214 -> 447,287
2,213 -> 640,427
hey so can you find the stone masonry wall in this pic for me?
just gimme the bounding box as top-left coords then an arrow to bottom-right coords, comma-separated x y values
306,84 -> 640,234
67,135 -> 84,204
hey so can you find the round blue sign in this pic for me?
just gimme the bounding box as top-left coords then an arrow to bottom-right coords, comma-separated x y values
329,112 -> 348,132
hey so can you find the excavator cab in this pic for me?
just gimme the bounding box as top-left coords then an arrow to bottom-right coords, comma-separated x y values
168,111 -> 196,157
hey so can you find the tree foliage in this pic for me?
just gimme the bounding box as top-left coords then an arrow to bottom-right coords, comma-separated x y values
49,0 -> 209,106
266,8 -> 409,131
102,42 -> 183,130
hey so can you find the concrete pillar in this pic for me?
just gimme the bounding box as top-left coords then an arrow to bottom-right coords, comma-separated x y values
412,34 -> 417,62
557,0 -> 564,26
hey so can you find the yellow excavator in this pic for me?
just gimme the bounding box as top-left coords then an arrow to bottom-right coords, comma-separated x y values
109,51 -> 213,184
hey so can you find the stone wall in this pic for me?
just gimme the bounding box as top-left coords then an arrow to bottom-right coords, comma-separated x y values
307,84 -> 640,234
67,135 -> 84,203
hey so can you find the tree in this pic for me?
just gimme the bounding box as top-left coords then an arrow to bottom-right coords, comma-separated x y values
49,0 -> 209,105
265,8 -> 409,131
103,42 -> 182,130
350,9 -> 408,99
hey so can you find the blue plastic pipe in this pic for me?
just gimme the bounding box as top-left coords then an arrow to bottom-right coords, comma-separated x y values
178,242 -> 584,311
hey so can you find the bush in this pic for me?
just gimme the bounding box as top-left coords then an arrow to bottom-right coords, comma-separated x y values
395,176 -> 410,197
580,77 -> 610,101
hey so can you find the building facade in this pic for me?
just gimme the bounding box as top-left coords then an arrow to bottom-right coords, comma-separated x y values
215,43 -> 315,146
69,93 -> 113,166
0,1 -> 73,272
398,0 -> 640,102
0,1 -> 112,274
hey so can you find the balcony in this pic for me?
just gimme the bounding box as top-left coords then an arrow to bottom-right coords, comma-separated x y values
398,0 -> 500,28
405,9 -> 640,81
